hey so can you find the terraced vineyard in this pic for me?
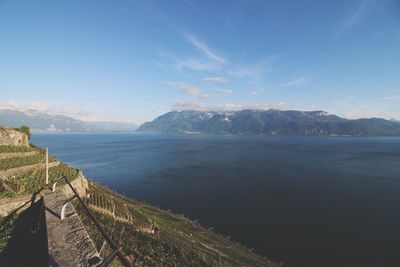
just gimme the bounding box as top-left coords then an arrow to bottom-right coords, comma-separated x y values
0,145 -> 34,153
83,189 -> 153,233
76,182 -> 272,267
0,153 -> 57,171
0,144 -> 80,198
0,163 -> 80,198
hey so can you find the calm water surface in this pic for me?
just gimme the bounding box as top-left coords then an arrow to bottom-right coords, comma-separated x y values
32,133 -> 400,267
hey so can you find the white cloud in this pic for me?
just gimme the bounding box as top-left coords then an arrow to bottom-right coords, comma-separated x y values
165,81 -> 202,95
221,102 -> 286,111
380,95 -> 400,101
171,101 -> 286,111
171,100 -> 205,110
249,90 -> 259,95
6,100 -> 20,109
185,33 -> 227,64
0,100 -> 134,123
202,76 -> 227,83
30,102 -> 49,111
215,89 -> 233,94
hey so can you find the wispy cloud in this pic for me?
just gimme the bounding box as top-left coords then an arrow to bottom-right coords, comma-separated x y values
249,90 -> 259,95
159,52 -> 219,71
215,88 -> 233,94
380,95 -> 400,101
331,0 -> 369,40
165,81 -> 202,95
281,75 -> 311,87
202,76 -> 227,83
171,100 -> 205,110
228,55 -> 280,82
0,100 -> 116,122
185,33 -> 227,64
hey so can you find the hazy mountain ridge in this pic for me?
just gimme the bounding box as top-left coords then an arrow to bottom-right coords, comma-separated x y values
137,109 -> 400,136
0,109 -> 137,132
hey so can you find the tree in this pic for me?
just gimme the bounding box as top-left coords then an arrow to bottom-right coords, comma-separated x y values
18,125 -> 31,140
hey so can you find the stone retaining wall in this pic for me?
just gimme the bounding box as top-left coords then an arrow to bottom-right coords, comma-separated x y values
0,128 -> 29,146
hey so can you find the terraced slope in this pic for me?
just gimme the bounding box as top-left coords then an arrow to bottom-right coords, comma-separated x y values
0,144 -> 83,256
76,182 -> 280,267
0,144 -> 81,199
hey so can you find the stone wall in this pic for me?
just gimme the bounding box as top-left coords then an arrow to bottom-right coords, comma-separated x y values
0,128 -> 29,147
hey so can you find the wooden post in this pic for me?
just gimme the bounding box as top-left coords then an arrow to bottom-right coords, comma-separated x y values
45,147 -> 49,185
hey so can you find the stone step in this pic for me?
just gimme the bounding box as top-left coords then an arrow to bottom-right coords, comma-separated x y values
44,192 -> 101,267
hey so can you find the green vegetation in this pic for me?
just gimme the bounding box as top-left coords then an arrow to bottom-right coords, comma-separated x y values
76,183 -> 266,267
15,125 -> 31,140
0,152 -> 57,171
0,164 -> 79,198
83,190 -> 152,232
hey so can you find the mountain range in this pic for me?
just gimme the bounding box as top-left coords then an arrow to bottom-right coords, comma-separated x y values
0,109 -> 137,132
137,109 -> 400,136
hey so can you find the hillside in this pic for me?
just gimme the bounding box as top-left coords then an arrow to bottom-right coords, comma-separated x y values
137,109 -> 400,136
77,182 -> 277,266
0,109 -> 137,132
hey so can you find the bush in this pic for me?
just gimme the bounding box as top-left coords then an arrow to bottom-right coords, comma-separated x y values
15,125 -> 31,141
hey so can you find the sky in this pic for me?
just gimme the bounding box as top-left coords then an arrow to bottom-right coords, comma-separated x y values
0,0 -> 399,124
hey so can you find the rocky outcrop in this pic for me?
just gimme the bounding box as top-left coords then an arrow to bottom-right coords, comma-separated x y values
61,170 -> 90,199
0,128 -> 29,146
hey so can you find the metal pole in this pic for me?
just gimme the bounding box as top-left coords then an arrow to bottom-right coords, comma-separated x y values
62,176 -> 132,267
45,147 -> 49,185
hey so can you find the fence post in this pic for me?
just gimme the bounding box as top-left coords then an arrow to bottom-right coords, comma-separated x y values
45,147 -> 49,185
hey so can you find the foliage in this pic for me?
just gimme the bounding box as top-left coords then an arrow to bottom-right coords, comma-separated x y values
17,125 -> 31,140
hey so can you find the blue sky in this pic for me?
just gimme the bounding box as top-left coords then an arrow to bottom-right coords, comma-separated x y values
0,0 -> 399,123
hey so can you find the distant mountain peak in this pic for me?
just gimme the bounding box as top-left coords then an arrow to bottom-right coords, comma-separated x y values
137,109 -> 400,136
0,109 -> 137,132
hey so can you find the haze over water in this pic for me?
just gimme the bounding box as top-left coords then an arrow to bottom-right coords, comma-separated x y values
33,133 -> 400,267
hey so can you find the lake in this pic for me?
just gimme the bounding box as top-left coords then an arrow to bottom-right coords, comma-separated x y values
32,133 -> 400,267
